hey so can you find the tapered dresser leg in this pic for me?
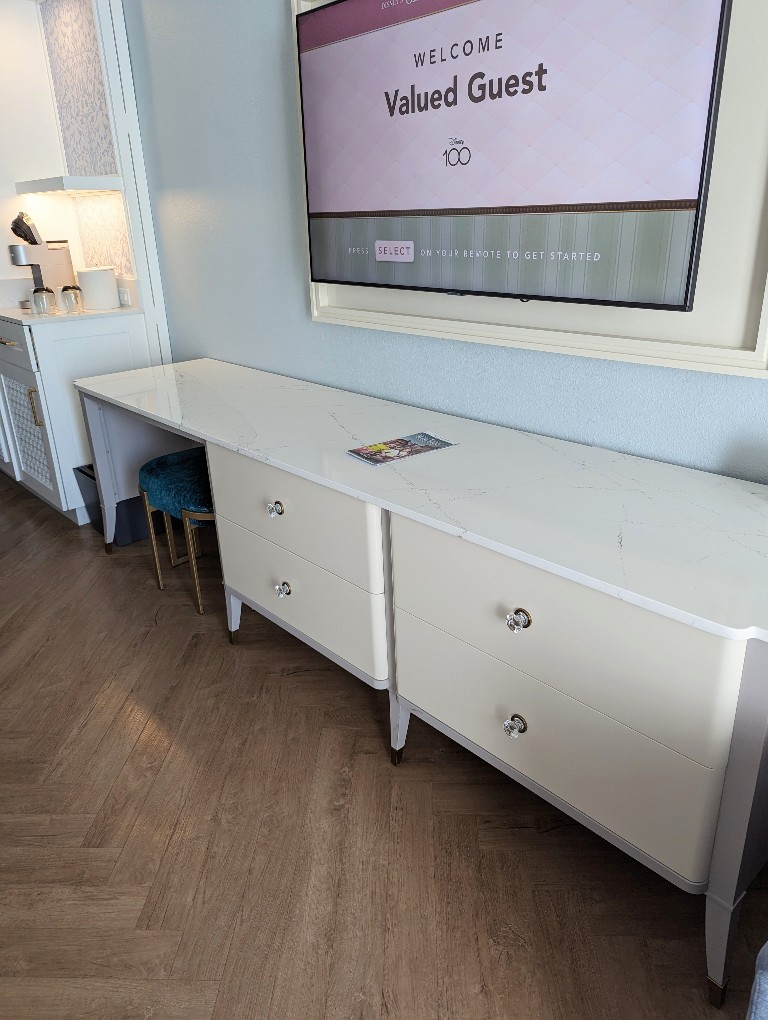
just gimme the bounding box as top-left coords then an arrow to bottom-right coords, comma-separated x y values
225,587 -> 243,643
707,978 -> 727,1009
389,692 -> 410,766
705,894 -> 742,1009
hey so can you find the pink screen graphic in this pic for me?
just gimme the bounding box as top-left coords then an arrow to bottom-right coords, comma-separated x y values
298,0 -> 724,215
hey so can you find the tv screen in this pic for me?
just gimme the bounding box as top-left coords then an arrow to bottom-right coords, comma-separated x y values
296,0 -> 730,310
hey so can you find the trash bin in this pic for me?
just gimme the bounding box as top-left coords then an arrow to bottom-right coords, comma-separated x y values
74,464 -> 152,546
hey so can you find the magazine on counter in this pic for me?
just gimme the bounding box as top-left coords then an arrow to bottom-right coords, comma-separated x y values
348,432 -> 454,466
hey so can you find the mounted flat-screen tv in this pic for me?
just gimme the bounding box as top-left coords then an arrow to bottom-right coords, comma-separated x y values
296,0 -> 731,311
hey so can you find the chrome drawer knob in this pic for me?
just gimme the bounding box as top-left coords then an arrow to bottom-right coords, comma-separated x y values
506,608 -> 532,633
274,581 -> 292,598
503,714 -> 528,739
267,500 -> 285,518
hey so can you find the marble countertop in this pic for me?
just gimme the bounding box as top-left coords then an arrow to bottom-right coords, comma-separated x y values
75,358 -> 768,639
0,306 -> 141,325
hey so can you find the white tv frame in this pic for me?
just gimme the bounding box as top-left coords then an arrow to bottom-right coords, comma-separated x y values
293,0 -> 768,377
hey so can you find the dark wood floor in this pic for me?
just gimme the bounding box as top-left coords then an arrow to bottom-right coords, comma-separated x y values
0,471 -> 766,1019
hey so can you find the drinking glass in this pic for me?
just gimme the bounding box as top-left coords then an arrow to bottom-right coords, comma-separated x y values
30,287 -> 56,315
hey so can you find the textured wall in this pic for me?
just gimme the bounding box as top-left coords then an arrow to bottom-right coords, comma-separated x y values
123,0 -> 768,483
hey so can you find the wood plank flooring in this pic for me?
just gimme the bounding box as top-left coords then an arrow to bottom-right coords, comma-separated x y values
1,471 -> 767,1019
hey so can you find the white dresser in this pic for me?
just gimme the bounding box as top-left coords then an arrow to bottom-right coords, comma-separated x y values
391,513 -> 744,885
74,358 -> 768,1005
208,445 -> 388,685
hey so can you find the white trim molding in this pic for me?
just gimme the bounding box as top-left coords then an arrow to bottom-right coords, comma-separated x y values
92,0 -> 172,366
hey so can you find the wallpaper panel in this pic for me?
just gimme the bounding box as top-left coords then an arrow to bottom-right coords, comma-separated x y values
73,193 -> 132,277
40,0 -> 117,176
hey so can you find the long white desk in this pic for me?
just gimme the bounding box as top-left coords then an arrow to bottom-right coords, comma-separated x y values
75,357 -> 768,1005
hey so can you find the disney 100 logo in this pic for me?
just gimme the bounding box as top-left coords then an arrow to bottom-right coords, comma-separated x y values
444,138 -> 471,167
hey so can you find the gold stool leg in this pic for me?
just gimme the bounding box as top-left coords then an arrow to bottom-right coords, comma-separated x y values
181,510 -> 216,615
140,489 -> 164,590
164,512 -> 191,567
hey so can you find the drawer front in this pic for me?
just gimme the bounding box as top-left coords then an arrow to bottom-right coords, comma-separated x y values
395,609 -> 723,884
0,319 -> 36,373
217,516 -> 388,681
208,444 -> 384,593
391,515 -> 744,768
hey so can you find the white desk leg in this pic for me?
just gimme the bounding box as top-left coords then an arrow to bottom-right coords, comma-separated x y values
79,394 -> 118,552
80,395 -> 205,555
225,586 -> 242,644
705,638 -> 768,1007
389,692 -> 410,766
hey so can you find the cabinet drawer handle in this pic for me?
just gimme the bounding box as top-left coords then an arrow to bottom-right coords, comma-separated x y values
27,387 -> 44,427
267,500 -> 285,518
506,608 -> 532,633
274,581 -> 292,598
503,714 -> 528,739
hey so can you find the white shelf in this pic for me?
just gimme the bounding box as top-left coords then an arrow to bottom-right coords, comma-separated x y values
15,176 -> 123,196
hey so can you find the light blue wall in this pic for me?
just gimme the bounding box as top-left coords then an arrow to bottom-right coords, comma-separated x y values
123,0 -> 768,483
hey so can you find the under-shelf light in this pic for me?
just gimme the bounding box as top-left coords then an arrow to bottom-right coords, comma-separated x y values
15,176 -> 123,197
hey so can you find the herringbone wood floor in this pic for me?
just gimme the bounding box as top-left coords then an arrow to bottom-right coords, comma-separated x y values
0,471 -> 766,1019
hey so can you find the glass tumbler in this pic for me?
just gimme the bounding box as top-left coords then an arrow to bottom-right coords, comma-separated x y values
30,287 -> 56,315
60,285 -> 83,314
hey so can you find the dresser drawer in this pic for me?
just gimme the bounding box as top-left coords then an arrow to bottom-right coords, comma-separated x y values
0,319 -> 36,373
391,516 -> 744,768
395,609 -> 723,884
208,444 -> 384,593
217,516 -> 388,681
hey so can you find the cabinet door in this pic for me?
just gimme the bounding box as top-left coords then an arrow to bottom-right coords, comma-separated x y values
0,361 -> 64,510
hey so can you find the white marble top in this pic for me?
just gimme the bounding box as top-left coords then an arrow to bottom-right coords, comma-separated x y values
75,358 -> 768,639
0,307 -> 141,325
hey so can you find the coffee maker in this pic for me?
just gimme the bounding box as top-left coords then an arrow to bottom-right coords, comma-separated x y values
8,211 -> 76,291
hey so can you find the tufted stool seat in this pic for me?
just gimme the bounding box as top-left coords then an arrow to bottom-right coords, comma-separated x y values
138,447 -> 215,614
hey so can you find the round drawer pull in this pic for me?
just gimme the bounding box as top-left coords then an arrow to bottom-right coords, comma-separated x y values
503,714 -> 528,739
506,608 -> 532,633
274,581 -> 292,598
267,500 -> 285,518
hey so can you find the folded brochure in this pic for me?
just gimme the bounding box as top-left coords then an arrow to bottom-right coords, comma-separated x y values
348,432 -> 453,466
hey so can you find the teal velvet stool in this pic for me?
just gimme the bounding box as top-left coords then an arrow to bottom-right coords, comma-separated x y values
138,447 -> 215,614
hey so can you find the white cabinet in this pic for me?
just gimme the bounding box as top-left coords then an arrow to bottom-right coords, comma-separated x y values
0,310 -> 150,520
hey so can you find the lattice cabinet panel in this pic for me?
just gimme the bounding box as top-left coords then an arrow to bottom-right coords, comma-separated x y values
0,365 -> 63,509
2,374 -> 52,487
